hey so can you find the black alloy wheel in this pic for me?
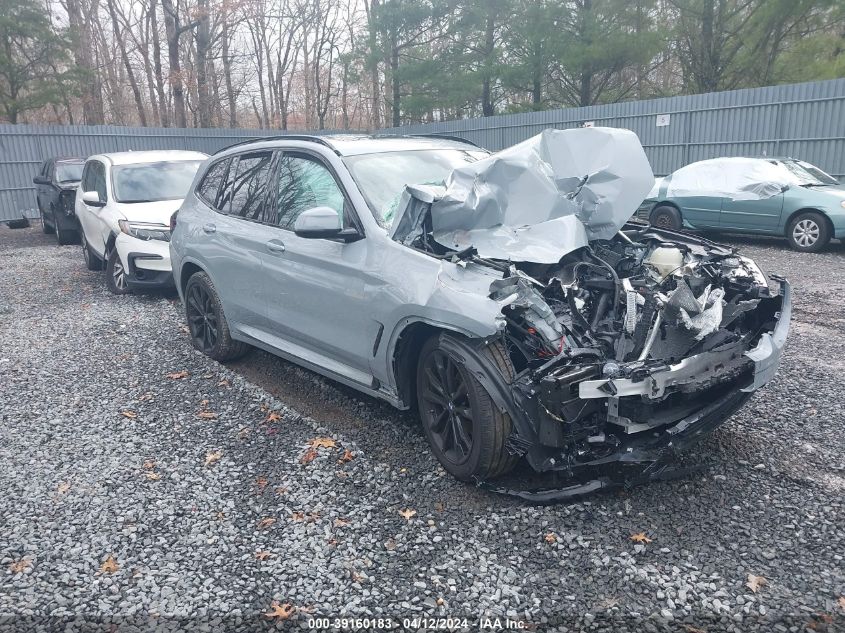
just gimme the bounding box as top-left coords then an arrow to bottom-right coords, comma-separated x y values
419,349 -> 475,466
186,281 -> 218,354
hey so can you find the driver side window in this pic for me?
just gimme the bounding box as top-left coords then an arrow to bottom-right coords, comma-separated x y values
82,161 -> 107,202
271,154 -> 345,230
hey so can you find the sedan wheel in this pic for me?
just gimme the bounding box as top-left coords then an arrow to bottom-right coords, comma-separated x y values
787,212 -> 830,253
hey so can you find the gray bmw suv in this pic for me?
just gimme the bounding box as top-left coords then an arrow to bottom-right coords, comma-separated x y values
170,133 -> 790,500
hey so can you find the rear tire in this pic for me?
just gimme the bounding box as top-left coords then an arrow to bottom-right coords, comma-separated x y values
786,211 -> 830,252
416,334 -> 518,481
106,250 -> 131,295
54,208 -> 74,245
81,231 -> 103,271
650,204 -> 683,231
184,271 -> 250,361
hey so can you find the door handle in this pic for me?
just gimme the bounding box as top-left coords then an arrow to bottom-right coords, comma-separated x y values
266,239 -> 285,254
202,223 -> 216,234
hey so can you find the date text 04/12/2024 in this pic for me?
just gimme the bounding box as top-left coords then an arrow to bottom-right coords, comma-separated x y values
306,617 -> 529,630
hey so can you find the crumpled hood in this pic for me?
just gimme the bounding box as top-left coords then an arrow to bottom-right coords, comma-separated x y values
390,127 -> 655,263
116,200 -> 181,225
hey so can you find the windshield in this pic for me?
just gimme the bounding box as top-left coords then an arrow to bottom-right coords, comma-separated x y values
775,160 -> 839,186
112,160 -> 203,203
343,148 -> 488,227
56,162 -> 83,183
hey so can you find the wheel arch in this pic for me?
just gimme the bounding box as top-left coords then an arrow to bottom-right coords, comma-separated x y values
178,260 -> 206,295
783,207 -> 833,236
389,318 -> 496,410
650,200 -> 682,217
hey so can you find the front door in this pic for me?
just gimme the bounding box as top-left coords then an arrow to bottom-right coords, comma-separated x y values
77,160 -> 110,257
258,151 -> 377,382
719,194 -> 785,232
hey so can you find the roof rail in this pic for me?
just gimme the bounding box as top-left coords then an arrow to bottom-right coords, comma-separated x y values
372,132 -> 480,148
215,134 -> 339,155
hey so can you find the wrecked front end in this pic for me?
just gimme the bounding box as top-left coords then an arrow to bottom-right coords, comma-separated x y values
392,128 -> 791,500
436,227 -> 791,501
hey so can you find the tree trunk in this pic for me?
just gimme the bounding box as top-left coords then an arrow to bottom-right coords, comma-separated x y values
66,0 -> 104,124
194,0 -> 212,127
161,0 -> 187,127
390,37 -> 399,127
481,10 -> 495,117
150,0 -> 169,126
221,20 -> 237,127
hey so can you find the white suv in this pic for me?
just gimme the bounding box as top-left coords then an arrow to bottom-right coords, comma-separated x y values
76,150 -> 207,293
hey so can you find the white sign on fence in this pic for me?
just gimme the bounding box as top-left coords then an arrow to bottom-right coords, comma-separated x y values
656,114 -> 671,127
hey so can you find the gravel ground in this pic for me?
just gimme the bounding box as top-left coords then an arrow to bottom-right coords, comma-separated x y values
1,225 -> 843,633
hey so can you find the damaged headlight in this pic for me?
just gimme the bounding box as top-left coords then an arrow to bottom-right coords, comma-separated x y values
118,220 -> 170,242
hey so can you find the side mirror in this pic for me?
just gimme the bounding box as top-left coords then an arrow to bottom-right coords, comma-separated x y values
293,206 -> 346,239
81,190 -> 105,207
32,175 -> 49,185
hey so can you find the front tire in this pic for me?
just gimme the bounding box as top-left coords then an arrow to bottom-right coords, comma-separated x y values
106,250 -> 131,295
650,204 -> 683,231
416,334 -> 518,481
81,231 -> 103,271
787,211 -> 830,252
184,271 -> 249,361
53,208 -> 74,245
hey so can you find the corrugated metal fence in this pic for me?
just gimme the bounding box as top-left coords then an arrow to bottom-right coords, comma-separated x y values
0,126 -> 323,222
385,78 -> 845,180
1,78 -> 844,222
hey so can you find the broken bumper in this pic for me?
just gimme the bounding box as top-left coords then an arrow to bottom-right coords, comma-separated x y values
578,279 -> 791,399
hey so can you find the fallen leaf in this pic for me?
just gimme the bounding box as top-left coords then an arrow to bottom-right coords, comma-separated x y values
275,486 -> 289,496
139,393 -> 153,401
746,573 -> 768,593
260,403 -> 269,411
544,532 -> 557,544
145,472 -> 161,481
143,459 -> 155,470
215,511 -> 226,520
257,517 -> 276,529
204,450 -> 222,467
630,532 -> 652,544
120,410 -> 137,419
385,539 -> 396,551
683,626 -> 706,633
338,449 -> 355,463
201,373 -> 213,379
100,556 -> 119,574
351,570 -> 365,583
178,325 -> 190,334
300,448 -> 318,464
197,411 -> 217,420
838,597 -> 845,611
807,614 -> 834,630
255,550 -> 275,561
333,518 -> 350,528
309,437 -> 336,449
399,508 -> 416,521
217,379 -> 230,388
237,427 -> 250,439
200,399 -> 209,407
327,538 -> 339,546
167,370 -> 189,380
9,559 -> 30,573
56,482 -> 70,494
255,476 -> 269,491
266,411 -> 281,423
264,601 -> 295,620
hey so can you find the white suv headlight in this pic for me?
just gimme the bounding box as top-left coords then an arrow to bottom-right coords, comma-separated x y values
118,220 -> 170,242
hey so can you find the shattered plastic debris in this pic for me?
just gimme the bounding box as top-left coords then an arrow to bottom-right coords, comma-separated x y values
391,127 -> 655,262
672,284 -> 726,340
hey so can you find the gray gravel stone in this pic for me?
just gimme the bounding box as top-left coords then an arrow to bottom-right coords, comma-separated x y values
1,227 -> 843,633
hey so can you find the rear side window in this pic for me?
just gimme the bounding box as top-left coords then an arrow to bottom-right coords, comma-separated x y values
229,151 -> 274,220
197,158 -> 230,210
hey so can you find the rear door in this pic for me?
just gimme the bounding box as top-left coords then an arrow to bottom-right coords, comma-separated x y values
196,151 -> 275,330
256,151 -> 376,382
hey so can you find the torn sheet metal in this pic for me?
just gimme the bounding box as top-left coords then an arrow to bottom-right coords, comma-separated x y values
391,127 -> 655,263
663,157 -> 788,201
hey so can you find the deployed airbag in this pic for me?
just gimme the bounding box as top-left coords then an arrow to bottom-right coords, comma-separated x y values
391,127 -> 655,263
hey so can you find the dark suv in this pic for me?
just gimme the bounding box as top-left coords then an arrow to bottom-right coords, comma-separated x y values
33,157 -> 85,245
